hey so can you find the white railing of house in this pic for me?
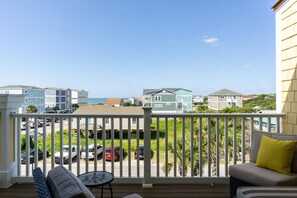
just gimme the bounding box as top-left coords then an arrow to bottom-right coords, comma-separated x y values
11,108 -> 284,186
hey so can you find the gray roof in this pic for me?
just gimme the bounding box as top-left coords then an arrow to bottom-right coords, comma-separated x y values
208,88 -> 241,96
0,85 -> 42,89
143,88 -> 191,95
73,105 -> 144,115
143,89 -> 159,95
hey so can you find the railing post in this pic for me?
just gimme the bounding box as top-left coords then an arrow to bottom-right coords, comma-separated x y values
0,95 -> 24,188
142,107 -> 153,188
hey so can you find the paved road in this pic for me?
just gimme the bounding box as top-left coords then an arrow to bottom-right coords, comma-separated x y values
20,156 -> 154,177
20,154 -> 229,178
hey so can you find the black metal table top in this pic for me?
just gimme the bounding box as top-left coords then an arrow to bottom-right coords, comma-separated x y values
78,171 -> 114,187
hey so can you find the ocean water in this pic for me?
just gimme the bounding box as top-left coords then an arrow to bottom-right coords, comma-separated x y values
88,98 -> 107,104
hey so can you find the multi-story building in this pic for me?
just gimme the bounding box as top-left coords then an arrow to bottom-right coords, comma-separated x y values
192,95 -> 204,105
274,0 -> 297,133
208,88 -> 242,111
0,85 -> 45,113
128,97 -> 143,106
143,88 -> 192,113
71,89 -> 88,106
44,87 -> 71,112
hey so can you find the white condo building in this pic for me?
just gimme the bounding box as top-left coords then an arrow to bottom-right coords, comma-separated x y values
44,88 -> 71,112
71,89 -> 88,105
0,85 -> 45,113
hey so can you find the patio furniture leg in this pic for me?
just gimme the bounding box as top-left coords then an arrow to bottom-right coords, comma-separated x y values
109,182 -> 113,198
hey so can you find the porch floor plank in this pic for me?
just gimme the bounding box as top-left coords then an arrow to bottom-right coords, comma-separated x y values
0,183 -> 229,198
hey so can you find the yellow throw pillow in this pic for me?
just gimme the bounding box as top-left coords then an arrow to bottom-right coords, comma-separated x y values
256,135 -> 297,175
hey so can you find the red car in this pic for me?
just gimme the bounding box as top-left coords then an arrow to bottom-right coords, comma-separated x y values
105,146 -> 121,161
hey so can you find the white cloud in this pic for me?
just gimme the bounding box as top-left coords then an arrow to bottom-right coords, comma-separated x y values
202,36 -> 220,46
243,64 -> 252,69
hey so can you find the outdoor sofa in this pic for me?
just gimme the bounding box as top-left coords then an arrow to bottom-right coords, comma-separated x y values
33,165 -> 95,198
33,165 -> 143,198
229,131 -> 297,197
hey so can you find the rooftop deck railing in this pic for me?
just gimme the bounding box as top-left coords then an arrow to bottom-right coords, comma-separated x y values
10,107 -> 284,187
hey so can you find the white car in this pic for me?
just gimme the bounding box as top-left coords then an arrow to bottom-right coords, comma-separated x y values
21,122 -> 27,130
81,144 -> 103,160
29,131 -> 43,137
54,145 -> 80,164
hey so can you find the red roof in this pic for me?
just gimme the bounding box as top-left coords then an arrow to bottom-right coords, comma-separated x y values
106,98 -> 122,105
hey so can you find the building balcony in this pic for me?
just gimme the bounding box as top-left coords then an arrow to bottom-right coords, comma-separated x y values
0,95 -> 284,197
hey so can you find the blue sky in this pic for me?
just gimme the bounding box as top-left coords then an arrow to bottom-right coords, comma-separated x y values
0,0 -> 277,98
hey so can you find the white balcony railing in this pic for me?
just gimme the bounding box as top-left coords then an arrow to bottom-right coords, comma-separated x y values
9,108 -> 284,186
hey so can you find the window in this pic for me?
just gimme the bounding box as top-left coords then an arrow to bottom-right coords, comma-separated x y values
132,118 -> 137,125
105,118 -> 110,125
154,96 -> 161,101
154,104 -> 163,108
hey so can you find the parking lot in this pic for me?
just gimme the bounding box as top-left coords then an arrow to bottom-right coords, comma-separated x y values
20,155 -> 152,177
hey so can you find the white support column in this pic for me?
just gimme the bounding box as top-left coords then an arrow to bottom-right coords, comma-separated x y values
0,95 -> 24,188
275,3 -> 282,114
142,107 -> 153,188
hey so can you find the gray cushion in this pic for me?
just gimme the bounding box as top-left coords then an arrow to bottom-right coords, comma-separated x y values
47,166 -> 94,198
237,186 -> 297,198
250,131 -> 297,173
229,163 -> 297,186
123,194 -> 143,198
33,167 -> 52,198
69,171 -> 95,198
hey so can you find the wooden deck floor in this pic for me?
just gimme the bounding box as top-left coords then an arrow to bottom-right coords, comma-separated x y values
0,183 -> 230,198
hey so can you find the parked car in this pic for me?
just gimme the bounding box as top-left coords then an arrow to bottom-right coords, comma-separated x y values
29,131 -> 43,137
54,145 -> 80,164
134,145 -> 153,160
29,120 -> 43,128
105,146 -> 122,161
38,119 -> 51,126
21,122 -> 27,130
81,144 -> 103,160
21,149 -> 49,164
134,145 -> 144,160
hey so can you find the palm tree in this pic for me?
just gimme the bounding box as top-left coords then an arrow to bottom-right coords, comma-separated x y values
164,119 -> 207,176
165,137 -> 189,176
72,104 -> 79,111
26,105 -> 37,113
162,116 -> 243,177
202,118 -> 242,176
